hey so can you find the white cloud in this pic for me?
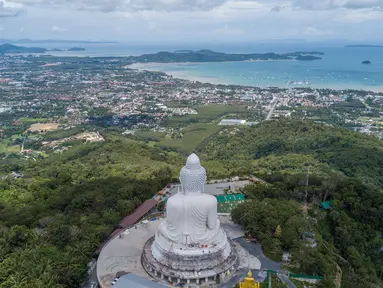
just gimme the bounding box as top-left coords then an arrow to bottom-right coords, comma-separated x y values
337,9 -> 383,22
0,0 -> 21,17
304,26 -> 335,35
3,0 -> 383,16
0,0 -> 382,42
9,0 -> 228,12
52,25 -> 67,32
292,0 -> 383,10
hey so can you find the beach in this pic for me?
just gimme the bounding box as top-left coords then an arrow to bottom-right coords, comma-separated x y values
128,58 -> 383,92
20,41 -> 383,92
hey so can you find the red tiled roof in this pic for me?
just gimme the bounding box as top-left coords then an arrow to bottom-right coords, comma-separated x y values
119,199 -> 158,228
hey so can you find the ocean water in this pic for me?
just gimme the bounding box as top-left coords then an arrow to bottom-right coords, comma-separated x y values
17,42 -> 383,91
130,46 -> 383,91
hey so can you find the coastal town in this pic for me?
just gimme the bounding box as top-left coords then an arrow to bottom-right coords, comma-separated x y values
1,53 -> 383,159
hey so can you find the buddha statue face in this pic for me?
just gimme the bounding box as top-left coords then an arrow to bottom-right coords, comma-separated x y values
179,153 -> 206,194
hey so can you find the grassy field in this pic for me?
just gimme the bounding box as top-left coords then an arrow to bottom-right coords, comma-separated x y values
134,131 -> 166,142
165,104 -> 247,125
43,126 -> 85,141
121,104 -> 247,153
157,123 -> 222,153
0,142 -> 20,153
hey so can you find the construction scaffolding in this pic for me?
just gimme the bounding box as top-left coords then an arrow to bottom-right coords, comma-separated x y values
142,237 -> 238,284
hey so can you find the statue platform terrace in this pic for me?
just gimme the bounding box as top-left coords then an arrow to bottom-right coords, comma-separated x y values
96,216 -> 259,288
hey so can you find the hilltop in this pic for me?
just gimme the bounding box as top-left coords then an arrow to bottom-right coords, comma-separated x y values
0,120 -> 382,287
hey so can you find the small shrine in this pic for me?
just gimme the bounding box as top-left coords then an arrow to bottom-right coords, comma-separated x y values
239,271 -> 260,288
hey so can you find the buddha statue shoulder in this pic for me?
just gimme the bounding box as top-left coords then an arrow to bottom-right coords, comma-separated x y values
158,153 -> 221,245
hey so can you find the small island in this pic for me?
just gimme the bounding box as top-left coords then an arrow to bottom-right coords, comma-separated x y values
49,48 -> 63,52
362,60 -> 371,64
126,49 -> 323,63
67,47 -> 86,51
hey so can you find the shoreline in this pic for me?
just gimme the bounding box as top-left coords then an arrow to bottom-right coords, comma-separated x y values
128,62 -> 383,93
129,62 -> 228,85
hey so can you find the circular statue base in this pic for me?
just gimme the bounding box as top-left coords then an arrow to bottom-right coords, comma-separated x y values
142,236 -> 238,286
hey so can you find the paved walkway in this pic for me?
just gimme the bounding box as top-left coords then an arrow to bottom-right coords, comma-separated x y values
97,220 -> 162,288
235,238 -> 281,271
97,216 -> 252,288
220,216 -> 245,240
226,238 -> 296,288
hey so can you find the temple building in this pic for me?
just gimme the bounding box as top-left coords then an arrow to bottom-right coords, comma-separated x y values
142,153 -> 238,285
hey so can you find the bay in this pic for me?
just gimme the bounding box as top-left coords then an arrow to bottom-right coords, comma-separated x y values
16,41 -> 383,91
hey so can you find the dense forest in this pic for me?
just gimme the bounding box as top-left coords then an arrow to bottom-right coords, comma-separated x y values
203,120 -> 383,287
0,139 -> 182,287
202,119 -> 383,188
0,120 -> 382,287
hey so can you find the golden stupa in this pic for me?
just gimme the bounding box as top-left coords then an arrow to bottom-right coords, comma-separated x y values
239,271 -> 260,288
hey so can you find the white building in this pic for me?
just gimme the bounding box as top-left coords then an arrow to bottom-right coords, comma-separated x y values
218,119 -> 246,126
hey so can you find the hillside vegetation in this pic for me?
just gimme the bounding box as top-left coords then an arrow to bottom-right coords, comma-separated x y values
202,119 -> 383,188
0,120 -> 382,287
0,139 -> 181,287
203,120 -> 383,287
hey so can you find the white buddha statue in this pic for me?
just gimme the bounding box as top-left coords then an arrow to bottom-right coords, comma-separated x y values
158,153 -> 220,245
152,154 -> 231,264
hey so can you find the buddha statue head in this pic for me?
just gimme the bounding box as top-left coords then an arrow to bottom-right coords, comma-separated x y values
179,153 -> 206,194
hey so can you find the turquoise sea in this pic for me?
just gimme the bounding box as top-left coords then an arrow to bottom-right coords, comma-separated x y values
18,42 -> 383,91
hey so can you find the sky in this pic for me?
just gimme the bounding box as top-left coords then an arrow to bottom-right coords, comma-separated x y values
0,0 -> 383,43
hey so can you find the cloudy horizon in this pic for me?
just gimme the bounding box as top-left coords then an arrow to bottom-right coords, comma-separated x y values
0,0 -> 382,43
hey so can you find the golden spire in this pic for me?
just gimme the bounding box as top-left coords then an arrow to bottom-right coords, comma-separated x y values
239,271 -> 260,288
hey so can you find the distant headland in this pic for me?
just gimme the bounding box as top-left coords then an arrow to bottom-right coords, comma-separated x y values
126,49 -> 323,63
0,44 -> 87,54
67,47 -> 86,51
0,44 -> 47,54
0,38 -> 117,44
345,45 -> 383,48
0,45 -> 322,63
